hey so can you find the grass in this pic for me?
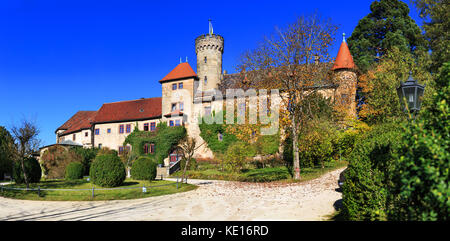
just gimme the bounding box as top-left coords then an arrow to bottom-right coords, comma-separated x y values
172,159 -> 348,183
0,178 -> 197,201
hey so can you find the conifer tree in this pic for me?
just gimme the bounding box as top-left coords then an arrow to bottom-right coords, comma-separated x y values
347,0 -> 427,72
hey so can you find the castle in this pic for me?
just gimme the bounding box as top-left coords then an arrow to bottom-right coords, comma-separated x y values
45,23 -> 358,167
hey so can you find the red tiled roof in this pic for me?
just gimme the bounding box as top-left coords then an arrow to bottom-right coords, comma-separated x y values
57,111 -> 97,135
332,40 -> 356,71
94,97 -> 162,124
164,110 -> 184,117
160,62 -> 198,83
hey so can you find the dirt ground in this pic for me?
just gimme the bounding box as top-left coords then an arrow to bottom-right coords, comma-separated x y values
0,167 -> 344,221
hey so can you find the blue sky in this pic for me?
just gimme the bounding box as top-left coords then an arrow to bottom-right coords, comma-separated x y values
0,0 -> 422,146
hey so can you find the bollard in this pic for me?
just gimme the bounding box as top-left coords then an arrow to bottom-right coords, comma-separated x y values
176,177 -> 179,189
92,186 -> 95,199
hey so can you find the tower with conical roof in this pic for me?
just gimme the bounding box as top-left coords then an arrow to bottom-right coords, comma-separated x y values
195,20 -> 224,91
332,33 -> 358,118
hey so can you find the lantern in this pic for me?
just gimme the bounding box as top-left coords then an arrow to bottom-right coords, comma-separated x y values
397,72 -> 425,114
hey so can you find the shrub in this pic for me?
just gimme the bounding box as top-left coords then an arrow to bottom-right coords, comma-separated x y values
341,122 -> 402,220
131,156 -> 157,181
72,147 -> 99,175
240,167 -> 291,182
181,157 -> 197,171
89,154 -> 126,187
224,142 -> 250,173
298,120 -> 337,168
13,157 -> 41,184
388,62 -> 450,221
41,145 -> 83,179
65,162 -> 84,180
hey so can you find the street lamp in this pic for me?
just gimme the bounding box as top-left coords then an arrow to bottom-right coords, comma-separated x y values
397,72 -> 426,116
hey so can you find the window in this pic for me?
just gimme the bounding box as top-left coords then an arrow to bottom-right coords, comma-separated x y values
73,134 -> 76,141
204,76 -> 207,85
144,123 -> 149,131
169,120 -> 174,126
150,144 -> 155,153
107,128 -> 111,134
150,122 -> 156,131
178,82 -> 183,89
175,119 -> 181,126
85,132 -> 88,137
126,124 -> 131,133
172,83 -> 177,90
98,144 -> 102,149
179,102 -> 184,111
204,56 -> 207,63
119,125 -> 124,134
119,146 -> 124,155
171,103 -> 177,111
204,106 -> 211,116
218,132 -> 223,141
144,143 -> 155,154
125,145 -> 131,153
95,129 -> 100,135
143,144 -> 148,154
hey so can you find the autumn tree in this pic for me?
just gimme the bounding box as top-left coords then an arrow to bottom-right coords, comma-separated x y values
358,47 -> 433,124
179,137 -> 203,183
237,14 -> 338,180
11,119 -> 41,188
347,0 -> 428,73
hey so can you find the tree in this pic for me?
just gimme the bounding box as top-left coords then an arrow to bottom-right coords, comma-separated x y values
179,137 -> 204,183
413,0 -> 450,73
41,145 -> 82,179
11,119 -> 41,188
358,47 -> 433,124
347,0 -> 428,72
0,126 -> 16,179
237,14 -> 338,179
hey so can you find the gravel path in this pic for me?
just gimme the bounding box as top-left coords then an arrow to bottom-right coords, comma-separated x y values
0,168 -> 344,221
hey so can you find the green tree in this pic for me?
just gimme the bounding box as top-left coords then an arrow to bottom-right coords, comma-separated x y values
413,0 -> 450,73
0,126 -> 16,179
347,0 -> 428,72
388,62 -> 450,220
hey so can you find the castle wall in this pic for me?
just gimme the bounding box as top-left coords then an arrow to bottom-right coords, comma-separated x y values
92,118 -> 161,151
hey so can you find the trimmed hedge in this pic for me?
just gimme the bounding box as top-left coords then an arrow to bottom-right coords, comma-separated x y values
131,156 -> 157,181
65,162 -> 84,180
341,122 -> 402,220
13,157 -> 41,184
89,154 -> 126,187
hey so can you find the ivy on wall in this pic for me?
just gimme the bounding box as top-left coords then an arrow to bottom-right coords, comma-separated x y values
199,111 -> 280,156
124,122 -> 186,165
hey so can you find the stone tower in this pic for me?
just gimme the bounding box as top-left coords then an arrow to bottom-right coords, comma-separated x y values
195,20 -> 224,91
332,33 -> 358,118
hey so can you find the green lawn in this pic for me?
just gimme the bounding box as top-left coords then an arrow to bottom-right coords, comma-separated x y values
0,178 -> 197,201
172,160 -> 348,183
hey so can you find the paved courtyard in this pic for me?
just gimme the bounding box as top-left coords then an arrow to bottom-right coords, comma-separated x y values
0,168 -> 344,221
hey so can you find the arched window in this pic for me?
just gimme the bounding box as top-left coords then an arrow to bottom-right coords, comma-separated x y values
204,56 -> 207,63
204,76 -> 207,85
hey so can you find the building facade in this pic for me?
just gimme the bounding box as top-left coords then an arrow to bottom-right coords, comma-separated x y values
52,25 -> 358,164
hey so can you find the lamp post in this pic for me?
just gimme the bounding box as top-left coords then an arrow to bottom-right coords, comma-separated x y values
397,72 -> 426,118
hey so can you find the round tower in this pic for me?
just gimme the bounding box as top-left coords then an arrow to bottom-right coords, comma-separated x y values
195,24 -> 224,91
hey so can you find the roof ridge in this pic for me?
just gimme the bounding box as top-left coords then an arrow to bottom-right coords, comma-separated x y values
103,96 -> 162,105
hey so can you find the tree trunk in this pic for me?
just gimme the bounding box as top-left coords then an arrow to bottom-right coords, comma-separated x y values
181,157 -> 191,183
20,146 -> 29,189
292,117 -> 301,180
